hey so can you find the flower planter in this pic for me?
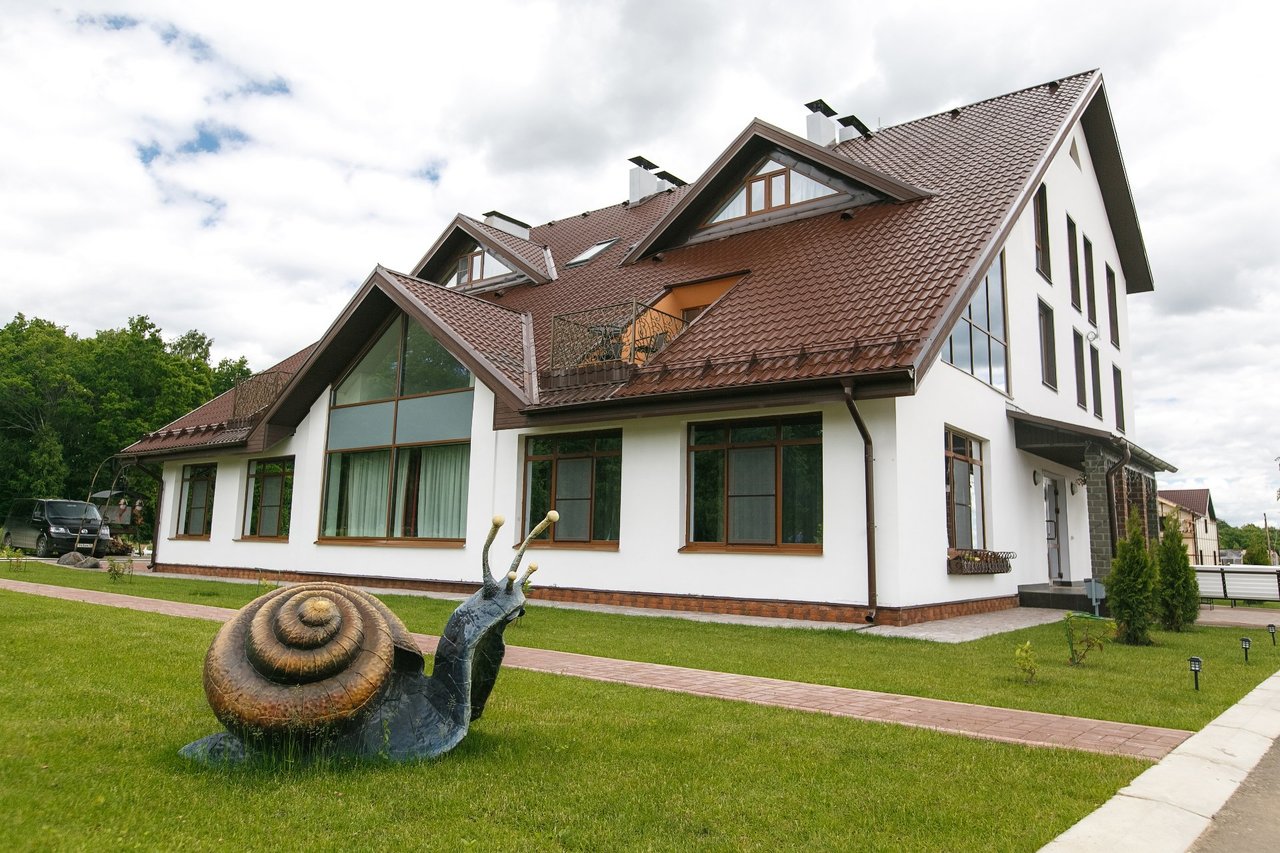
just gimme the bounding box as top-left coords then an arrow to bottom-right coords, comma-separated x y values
947,549 -> 1015,575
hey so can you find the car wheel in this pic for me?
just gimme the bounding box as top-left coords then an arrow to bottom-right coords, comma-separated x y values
35,534 -> 51,558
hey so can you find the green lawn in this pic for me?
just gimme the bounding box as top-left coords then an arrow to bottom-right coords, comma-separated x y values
0,591 -> 1144,852
7,562 -> 1278,731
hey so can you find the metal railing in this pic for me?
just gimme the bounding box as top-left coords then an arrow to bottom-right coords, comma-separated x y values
228,370 -> 289,426
548,299 -> 686,372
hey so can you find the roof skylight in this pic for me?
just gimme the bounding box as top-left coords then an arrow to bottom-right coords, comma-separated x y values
566,238 -> 619,267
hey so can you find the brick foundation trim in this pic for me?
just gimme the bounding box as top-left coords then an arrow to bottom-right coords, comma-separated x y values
151,563 -> 1017,626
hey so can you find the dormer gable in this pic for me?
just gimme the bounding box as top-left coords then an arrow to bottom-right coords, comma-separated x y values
412,214 -> 555,289
622,119 -> 931,264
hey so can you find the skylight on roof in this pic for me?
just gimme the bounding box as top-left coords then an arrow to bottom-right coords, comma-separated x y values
566,238 -> 618,267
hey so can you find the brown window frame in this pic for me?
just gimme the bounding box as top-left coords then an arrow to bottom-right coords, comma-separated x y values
942,253 -> 1009,394
944,429 -> 986,550
1067,216 -> 1081,310
1106,265 -> 1120,348
522,430 -> 622,548
684,413 -> 823,553
178,463 -> 217,539
1113,367 -> 1126,433
1084,236 -> 1097,326
1034,184 -> 1052,280
1073,330 -> 1087,409
242,457 -> 294,540
708,161 -> 837,226
1038,299 -> 1058,390
1090,344 -> 1103,419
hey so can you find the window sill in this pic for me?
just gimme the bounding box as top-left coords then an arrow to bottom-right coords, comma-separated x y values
679,543 -> 822,556
516,540 -> 620,552
171,535 -> 211,541
1036,268 -> 1052,285
315,537 -> 465,549
233,536 -> 290,543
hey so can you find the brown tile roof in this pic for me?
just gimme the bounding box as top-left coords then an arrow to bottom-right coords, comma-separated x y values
1158,489 -> 1215,519
118,344 -> 317,458
458,215 -> 553,281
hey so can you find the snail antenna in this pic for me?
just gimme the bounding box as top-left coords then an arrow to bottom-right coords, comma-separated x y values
508,510 -> 559,576
481,515 -> 504,592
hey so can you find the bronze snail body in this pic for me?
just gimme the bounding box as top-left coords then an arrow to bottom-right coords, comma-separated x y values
180,512 -> 555,764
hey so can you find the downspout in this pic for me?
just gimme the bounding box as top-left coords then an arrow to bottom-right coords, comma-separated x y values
842,383 -> 877,623
1105,440 -> 1131,556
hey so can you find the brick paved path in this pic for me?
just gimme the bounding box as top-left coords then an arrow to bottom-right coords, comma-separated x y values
0,578 -> 1191,760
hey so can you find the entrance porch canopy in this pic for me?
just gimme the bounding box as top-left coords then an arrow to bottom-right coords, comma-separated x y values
1007,409 -> 1175,473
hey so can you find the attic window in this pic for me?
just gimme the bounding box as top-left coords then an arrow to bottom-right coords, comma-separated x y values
446,248 -> 513,288
566,238 -> 618,267
707,159 -> 837,225
1069,138 -> 1081,169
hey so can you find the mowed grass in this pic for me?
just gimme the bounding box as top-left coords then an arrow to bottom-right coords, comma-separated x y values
8,562 -> 1279,731
0,591 -> 1143,852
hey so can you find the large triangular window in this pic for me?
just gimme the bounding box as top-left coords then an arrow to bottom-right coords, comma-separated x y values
707,159 -> 838,225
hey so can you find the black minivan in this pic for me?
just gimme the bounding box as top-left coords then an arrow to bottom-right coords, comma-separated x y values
1,499 -> 111,557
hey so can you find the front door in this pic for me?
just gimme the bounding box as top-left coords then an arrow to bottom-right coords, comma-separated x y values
1044,479 -> 1068,583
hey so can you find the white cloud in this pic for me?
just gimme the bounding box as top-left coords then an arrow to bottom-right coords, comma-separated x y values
0,0 -> 1276,521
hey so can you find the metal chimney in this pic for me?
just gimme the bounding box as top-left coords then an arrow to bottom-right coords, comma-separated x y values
629,155 -> 660,203
804,99 -> 837,146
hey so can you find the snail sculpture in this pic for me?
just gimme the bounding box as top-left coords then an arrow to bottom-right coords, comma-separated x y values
180,511 -> 556,764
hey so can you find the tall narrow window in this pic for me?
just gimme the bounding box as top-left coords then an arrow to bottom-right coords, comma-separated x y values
943,253 -> 1008,393
945,429 -> 985,550
1038,300 -> 1057,389
180,464 -> 217,537
1034,185 -> 1051,279
243,458 -> 294,539
687,415 -> 822,549
1073,331 -> 1087,409
1113,367 -> 1126,433
1084,237 -> 1097,326
1067,217 -> 1081,310
1106,265 -> 1120,347
1090,345 -> 1103,418
524,431 -> 622,545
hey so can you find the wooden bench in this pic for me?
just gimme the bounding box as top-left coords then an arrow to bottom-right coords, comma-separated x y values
1194,566 -> 1280,607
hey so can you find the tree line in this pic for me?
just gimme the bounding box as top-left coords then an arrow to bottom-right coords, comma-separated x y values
1217,519 -> 1278,564
0,313 -> 250,534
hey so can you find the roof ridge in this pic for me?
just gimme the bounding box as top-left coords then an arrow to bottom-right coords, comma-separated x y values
380,266 -> 532,318
868,69 -> 1099,135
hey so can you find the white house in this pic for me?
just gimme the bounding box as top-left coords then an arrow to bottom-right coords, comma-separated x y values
119,70 -> 1173,625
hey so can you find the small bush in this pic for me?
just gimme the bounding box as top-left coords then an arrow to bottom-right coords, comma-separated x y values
1109,509 -> 1156,645
1014,641 -> 1038,684
105,557 -> 134,583
1154,514 -> 1200,631
1,545 -> 28,571
1063,612 -> 1116,664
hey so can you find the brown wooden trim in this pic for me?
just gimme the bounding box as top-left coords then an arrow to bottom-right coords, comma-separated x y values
171,535 -> 212,542
678,543 -> 822,556
315,536 -> 465,549
233,536 -> 289,543
520,540 -> 620,552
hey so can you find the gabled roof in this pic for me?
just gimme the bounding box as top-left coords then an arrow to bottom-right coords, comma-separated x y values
1158,489 -> 1216,520
621,118 -> 932,265
411,214 -> 554,285
118,344 -> 316,460
251,266 -> 535,447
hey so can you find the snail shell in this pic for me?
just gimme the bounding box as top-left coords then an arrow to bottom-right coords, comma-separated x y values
202,582 -> 423,742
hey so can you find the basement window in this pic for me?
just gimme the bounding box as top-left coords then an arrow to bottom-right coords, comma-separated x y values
566,238 -> 618,267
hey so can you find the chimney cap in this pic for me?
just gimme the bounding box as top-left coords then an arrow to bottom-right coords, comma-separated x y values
837,114 -> 873,137
655,170 -> 687,187
628,155 -> 659,171
805,99 -> 837,117
482,210 -> 532,230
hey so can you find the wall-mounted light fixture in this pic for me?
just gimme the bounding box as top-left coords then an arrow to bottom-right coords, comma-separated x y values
1032,471 -> 1042,486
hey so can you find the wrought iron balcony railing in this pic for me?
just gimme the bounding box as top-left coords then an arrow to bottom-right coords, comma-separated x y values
548,299 -> 687,373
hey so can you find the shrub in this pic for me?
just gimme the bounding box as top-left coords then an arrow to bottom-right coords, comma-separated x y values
1014,641 -> 1038,684
105,557 -> 134,583
1063,612 -> 1116,664
1109,509 -> 1155,645
1154,514 -> 1200,631
1243,533 -> 1272,566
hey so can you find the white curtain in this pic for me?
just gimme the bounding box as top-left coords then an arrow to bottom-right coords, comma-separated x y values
324,450 -> 390,537
394,444 -> 470,538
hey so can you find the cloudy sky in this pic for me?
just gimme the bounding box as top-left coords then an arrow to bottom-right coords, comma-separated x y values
1,0 -> 1276,524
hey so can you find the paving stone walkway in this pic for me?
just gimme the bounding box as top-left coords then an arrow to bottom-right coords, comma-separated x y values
0,577 -> 1191,760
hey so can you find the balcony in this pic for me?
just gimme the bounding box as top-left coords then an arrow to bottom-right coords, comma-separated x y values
545,300 -> 687,386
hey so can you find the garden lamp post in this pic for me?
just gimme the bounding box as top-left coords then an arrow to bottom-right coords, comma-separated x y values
1241,637 -> 1252,663
1188,656 -> 1202,691
1269,624 -> 1276,646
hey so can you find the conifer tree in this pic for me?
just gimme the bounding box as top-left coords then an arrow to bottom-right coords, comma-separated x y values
1109,509 -> 1155,644
1154,513 -> 1199,631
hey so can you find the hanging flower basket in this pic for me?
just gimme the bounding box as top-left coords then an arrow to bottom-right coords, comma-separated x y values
947,549 -> 1016,575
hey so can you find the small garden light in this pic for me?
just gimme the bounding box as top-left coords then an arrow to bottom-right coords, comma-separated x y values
1269,624 -> 1276,646
1188,656 -> 1202,691
1241,637 -> 1252,663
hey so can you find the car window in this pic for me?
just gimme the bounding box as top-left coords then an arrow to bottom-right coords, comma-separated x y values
46,501 -> 101,522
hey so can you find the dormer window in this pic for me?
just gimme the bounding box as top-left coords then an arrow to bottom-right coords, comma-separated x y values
566,238 -> 619,267
445,246 -> 512,288
708,159 -> 838,225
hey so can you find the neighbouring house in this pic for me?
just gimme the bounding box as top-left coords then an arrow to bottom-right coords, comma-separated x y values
1157,488 -> 1220,566
118,70 -> 1174,626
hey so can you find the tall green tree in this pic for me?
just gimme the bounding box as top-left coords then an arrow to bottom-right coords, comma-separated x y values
1243,532 -> 1272,566
1154,513 -> 1199,631
1110,509 -> 1156,645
